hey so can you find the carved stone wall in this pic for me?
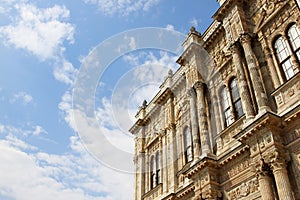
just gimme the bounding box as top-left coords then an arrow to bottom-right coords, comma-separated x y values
130,0 -> 300,200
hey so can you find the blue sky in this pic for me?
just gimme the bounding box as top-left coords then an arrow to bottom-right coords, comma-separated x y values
0,1 -> 219,199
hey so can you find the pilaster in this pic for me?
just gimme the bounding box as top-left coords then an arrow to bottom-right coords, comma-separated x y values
253,159 -> 276,200
194,81 -> 211,156
270,159 -> 294,200
240,33 -> 269,113
187,87 -> 201,160
230,43 -> 255,120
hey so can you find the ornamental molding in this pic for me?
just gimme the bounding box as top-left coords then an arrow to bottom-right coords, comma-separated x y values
226,178 -> 259,200
254,0 -> 290,33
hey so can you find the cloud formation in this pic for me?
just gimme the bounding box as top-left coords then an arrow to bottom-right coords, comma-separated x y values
83,0 -> 160,16
0,123 -> 133,200
10,91 -> 33,105
0,3 -> 74,61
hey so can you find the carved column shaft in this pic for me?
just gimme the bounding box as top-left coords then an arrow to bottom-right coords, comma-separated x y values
240,34 -> 269,112
145,149 -> 149,192
166,97 -> 177,192
258,172 -> 275,200
169,124 -> 178,192
162,136 -> 168,193
210,87 -> 222,134
188,88 -> 201,160
230,44 -> 255,119
194,82 -> 211,156
260,35 -> 281,88
272,162 -> 294,200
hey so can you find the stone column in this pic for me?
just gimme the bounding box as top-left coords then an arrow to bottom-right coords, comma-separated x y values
254,159 -> 275,200
162,135 -> 168,194
271,161 -> 294,200
230,43 -> 255,120
240,34 -> 269,113
167,94 -> 178,192
136,152 -> 146,199
194,81 -> 211,156
258,172 -> 275,200
187,88 -> 201,160
169,123 -> 178,192
210,86 -> 222,134
260,35 -> 281,88
145,149 -> 149,193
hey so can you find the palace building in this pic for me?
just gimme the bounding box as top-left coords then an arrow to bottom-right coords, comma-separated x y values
129,0 -> 300,199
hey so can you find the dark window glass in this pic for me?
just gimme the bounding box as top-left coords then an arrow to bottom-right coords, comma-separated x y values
230,79 -> 244,119
183,127 -> 193,163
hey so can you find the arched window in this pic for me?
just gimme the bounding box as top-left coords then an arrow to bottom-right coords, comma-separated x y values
155,152 -> 161,184
230,79 -> 243,119
274,24 -> 300,80
221,78 -> 244,127
221,87 -> 233,126
150,156 -> 156,189
183,127 -> 193,163
287,24 -> 300,63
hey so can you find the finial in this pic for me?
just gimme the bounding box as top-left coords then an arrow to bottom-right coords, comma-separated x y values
190,26 -> 196,33
168,69 -> 173,77
142,100 -> 147,108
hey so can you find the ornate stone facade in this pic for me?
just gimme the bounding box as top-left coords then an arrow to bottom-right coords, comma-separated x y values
130,0 -> 300,199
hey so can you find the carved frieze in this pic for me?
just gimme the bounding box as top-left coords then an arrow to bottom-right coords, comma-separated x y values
226,178 -> 259,200
283,128 -> 300,145
220,158 -> 250,182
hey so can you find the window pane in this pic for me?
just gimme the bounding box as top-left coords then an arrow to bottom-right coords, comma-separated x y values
184,128 -> 193,163
156,169 -> 160,184
288,24 -> 300,51
225,109 -> 233,126
297,50 -> 300,63
230,79 -> 240,101
221,88 -> 230,109
282,59 -> 296,80
186,146 -> 193,162
234,100 -> 243,119
274,37 -> 290,62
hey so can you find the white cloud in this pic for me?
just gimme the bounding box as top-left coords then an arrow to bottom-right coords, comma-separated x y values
54,59 -> 79,85
0,124 -> 133,200
116,36 -> 137,53
0,3 -> 74,61
83,0 -> 161,16
10,91 -> 33,105
31,125 -> 48,136
0,123 -> 47,138
166,24 -> 175,31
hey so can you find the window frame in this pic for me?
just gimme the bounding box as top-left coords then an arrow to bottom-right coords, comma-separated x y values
273,23 -> 300,81
220,78 -> 244,128
183,126 -> 193,163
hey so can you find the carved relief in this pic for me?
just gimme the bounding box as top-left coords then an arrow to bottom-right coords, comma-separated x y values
227,178 -> 259,200
283,128 -> 300,145
220,158 -> 250,182
202,188 -> 222,200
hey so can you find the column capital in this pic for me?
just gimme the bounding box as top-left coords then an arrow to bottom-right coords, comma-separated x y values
193,81 -> 205,91
252,158 -> 270,177
187,87 -> 196,99
270,160 -> 287,172
229,42 -> 241,54
201,188 -> 222,200
240,33 -> 253,44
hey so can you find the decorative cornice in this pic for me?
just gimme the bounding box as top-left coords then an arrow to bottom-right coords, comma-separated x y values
184,157 -> 218,178
218,146 -> 249,166
213,0 -> 243,22
176,183 -> 195,198
233,112 -> 282,143
153,88 -> 173,105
